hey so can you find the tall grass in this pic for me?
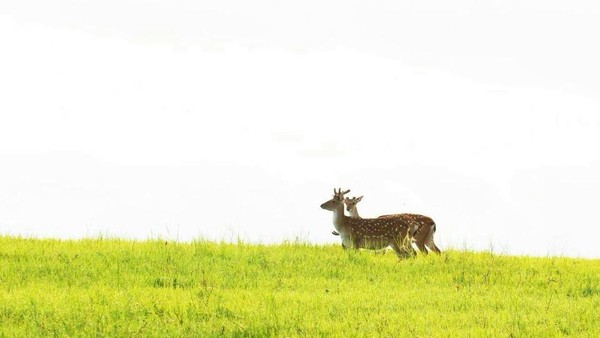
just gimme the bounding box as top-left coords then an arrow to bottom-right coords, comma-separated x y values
0,236 -> 598,336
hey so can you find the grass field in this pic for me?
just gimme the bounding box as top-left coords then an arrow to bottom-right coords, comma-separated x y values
0,236 -> 598,337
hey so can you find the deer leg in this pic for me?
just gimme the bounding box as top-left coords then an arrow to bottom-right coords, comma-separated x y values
424,227 -> 442,254
389,242 -> 405,258
405,234 -> 418,256
411,224 -> 431,255
352,237 -> 363,250
414,232 -> 428,255
390,240 -> 415,259
427,238 -> 442,254
418,242 -> 428,255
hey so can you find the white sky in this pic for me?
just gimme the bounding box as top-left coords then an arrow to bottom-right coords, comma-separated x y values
1,1 -> 600,258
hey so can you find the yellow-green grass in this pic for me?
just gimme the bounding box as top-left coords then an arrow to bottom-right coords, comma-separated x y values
0,236 -> 598,337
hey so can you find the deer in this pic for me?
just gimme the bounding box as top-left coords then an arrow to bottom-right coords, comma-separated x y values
321,188 -> 415,258
336,195 -> 441,254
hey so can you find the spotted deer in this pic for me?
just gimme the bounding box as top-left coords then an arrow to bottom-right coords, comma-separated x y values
340,196 -> 441,254
321,188 -> 414,258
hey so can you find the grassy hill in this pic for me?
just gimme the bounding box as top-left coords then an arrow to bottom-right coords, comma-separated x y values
0,236 -> 598,336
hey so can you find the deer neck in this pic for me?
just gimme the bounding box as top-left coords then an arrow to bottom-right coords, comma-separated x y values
331,204 -> 348,232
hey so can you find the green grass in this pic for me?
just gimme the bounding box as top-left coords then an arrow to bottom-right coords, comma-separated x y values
0,236 -> 598,337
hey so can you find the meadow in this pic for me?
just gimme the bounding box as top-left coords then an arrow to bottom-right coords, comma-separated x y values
0,236 -> 598,337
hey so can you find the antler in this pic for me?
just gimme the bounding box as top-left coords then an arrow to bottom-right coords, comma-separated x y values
334,188 -> 351,198
344,195 -> 363,202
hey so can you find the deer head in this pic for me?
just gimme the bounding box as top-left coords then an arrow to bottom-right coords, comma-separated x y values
343,196 -> 363,213
320,188 -> 350,211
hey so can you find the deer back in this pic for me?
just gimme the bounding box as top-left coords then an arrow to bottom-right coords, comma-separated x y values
344,215 -> 410,239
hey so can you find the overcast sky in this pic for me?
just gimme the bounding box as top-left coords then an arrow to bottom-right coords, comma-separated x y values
1,1 -> 599,258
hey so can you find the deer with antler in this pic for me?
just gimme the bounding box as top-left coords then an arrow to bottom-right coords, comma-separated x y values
321,188 -> 414,258
339,195 -> 441,254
